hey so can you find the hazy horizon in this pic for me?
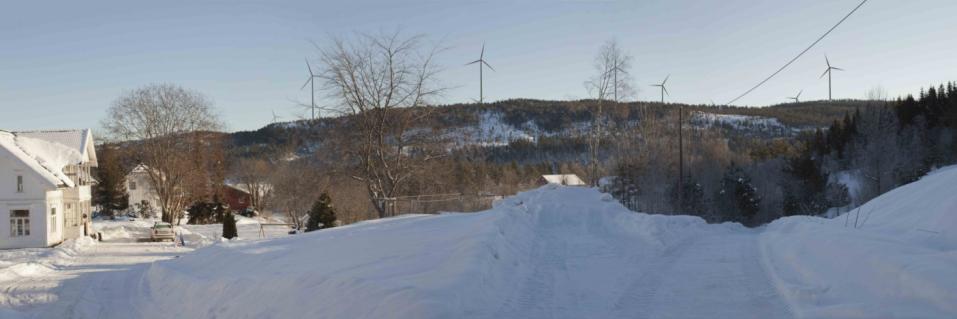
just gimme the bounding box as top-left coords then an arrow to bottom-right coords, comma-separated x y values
3,0 -> 956,132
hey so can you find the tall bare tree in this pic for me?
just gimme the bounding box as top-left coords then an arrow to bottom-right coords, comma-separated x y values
102,84 -> 223,224
316,31 -> 447,218
231,158 -> 273,212
585,39 -> 634,186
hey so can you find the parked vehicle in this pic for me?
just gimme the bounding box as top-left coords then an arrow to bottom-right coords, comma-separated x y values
150,222 -> 176,242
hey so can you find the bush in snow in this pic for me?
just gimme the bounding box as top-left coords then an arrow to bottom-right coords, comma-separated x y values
305,193 -> 337,232
188,196 -> 228,224
715,163 -> 761,226
135,200 -> 157,219
222,211 -> 238,239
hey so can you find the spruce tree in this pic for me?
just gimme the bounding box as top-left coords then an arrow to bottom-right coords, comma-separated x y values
92,146 -> 129,217
306,193 -> 337,232
222,211 -> 238,239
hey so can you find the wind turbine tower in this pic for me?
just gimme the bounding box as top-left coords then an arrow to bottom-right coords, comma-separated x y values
271,110 -> 281,124
788,90 -> 803,103
821,56 -> 844,101
652,75 -> 683,212
650,75 -> 670,104
301,59 -> 320,120
466,43 -> 495,104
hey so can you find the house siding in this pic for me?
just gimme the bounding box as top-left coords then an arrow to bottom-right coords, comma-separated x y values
0,132 -> 93,249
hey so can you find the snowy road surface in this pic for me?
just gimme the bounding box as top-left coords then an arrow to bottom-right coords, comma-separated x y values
1,242 -> 189,319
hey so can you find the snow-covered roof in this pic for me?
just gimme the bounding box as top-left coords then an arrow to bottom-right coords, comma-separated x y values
225,182 -> 273,195
14,129 -> 97,167
0,130 -> 89,188
541,174 -> 586,186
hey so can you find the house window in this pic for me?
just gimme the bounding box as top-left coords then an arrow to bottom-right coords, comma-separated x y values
130,181 -> 137,190
17,175 -> 23,193
50,207 -> 57,233
10,210 -> 30,237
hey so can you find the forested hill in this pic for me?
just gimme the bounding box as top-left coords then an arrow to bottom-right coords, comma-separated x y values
225,98 -> 874,161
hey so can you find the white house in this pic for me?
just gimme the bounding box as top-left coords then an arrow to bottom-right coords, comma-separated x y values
126,164 -> 160,215
0,129 -> 97,249
539,174 -> 587,186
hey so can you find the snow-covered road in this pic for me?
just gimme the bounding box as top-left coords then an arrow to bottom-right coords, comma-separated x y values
493,217 -> 792,319
1,242 -> 189,319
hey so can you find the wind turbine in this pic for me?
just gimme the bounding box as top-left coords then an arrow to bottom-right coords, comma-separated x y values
650,75 -> 670,104
788,90 -> 803,103
821,56 -> 844,101
271,110 -> 281,124
651,75 -> 683,211
301,59 -> 320,120
466,43 -> 494,104
611,60 -> 628,102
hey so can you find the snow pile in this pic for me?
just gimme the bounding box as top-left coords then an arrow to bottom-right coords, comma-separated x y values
0,237 -> 95,284
133,186 -> 723,318
760,165 -> 957,318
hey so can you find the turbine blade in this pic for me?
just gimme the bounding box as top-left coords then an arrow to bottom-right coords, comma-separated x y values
306,59 -> 314,76
662,74 -> 670,85
466,59 -> 481,66
480,43 -> 486,59
825,55 -> 831,68
797,90 -> 803,98
820,68 -> 830,79
483,60 -> 495,71
663,86 -> 670,96
300,77 -> 312,90
832,67 -> 844,71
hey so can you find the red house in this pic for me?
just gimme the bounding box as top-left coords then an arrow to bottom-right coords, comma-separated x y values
221,184 -> 253,214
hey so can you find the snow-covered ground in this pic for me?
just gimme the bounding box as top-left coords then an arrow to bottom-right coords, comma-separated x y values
2,167 -> 956,318
690,111 -> 800,135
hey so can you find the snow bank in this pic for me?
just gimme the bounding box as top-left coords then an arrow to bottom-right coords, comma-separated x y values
760,165 -> 957,318
0,237 -> 95,284
134,186 -> 723,318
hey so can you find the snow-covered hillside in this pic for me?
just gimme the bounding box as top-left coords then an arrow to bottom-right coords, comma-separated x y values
691,111 -> 800,136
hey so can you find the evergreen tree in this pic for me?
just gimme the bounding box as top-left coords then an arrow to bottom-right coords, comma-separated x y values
306,193 -> 337,232
92,146 -> 129,217
716,163 -> 761,226
670,176 -> 706,215
222,211 -> 238,239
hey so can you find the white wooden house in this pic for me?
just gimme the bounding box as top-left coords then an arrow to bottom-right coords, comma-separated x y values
126,164 -> 160,215
0,129 -> 97,249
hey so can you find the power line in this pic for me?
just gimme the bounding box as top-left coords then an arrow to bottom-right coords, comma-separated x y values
725,0 -> 869,105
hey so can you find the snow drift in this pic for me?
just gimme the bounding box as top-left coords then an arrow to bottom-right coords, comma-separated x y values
761,166 -> 957,318
134,186 -> 731,319
125,166 -> 957,319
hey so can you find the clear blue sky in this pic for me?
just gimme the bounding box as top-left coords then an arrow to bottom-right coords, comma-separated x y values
2,0 -> 956,132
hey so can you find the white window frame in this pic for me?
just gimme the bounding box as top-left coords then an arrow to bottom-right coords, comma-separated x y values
17,175 -> 24,193
10,210 -> 30,237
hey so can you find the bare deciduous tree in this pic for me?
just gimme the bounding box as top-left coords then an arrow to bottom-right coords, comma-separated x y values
585,39 -> 635,186
231,158 -> 273,213
268,161 -> 322,229
316,31 -> 447,218
102,84 -> 223,224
